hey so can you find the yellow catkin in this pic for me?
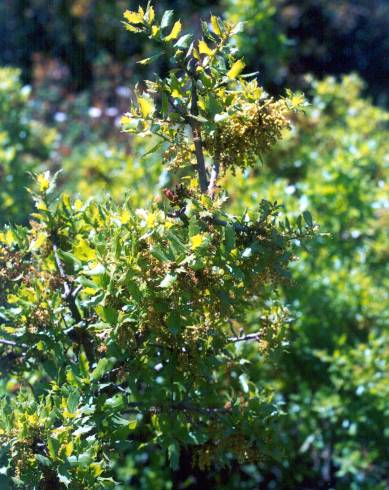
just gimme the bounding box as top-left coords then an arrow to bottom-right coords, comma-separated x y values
206,100 -> 290,172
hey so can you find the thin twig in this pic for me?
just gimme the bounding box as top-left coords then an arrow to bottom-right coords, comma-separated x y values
124,402 -> 231,417
0,338 -> 27,348
166,208 -> 253,233
52,241 -> 74,305
168,96 -> 190,123
227,332 -> 261,343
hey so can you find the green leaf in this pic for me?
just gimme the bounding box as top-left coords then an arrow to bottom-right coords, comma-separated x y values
303,210 -> 313,227
159,273 -> 177,288
189,114 -> 208,123
67,390 -> 80,413
224,225 -> 236,253
168,442 -> 180,470
36,454 -> 51,467
126,279 -> 142,301
104,395 -> 124,409
160,10 -> 174,29
188,218 -> 201,237
151,245 -> 171,262
68,452 -> 93,467
141,140 -> 164,158
137,53 -> 162,65
91,357 -> 116,381
59,250 -> 82,267
95,305 -> 118,325
112,415 -> 132,427
47,437 -> 60,459
296,215 -> 302,231
166,231 -> 187,256
175,34 -> 193,49
166,310 -> 182,335
73,425 -> 94,436
84,263 -> 106,276
57,465 -> 72,488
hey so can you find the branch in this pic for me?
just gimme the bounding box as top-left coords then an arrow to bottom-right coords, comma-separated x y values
208,159 -> 220,198
227,332 -> 261,343
52,241 -> 81,322
166,208 -> 253,233
168,96 -> 190,123
0,338 -> 27,348
189,78 -> 208,193
124,402 -> 231,417
206,216 -> 252,233
51,236 -> 95,363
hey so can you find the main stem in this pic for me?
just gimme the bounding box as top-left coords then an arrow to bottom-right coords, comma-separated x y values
190,79 -> 208,193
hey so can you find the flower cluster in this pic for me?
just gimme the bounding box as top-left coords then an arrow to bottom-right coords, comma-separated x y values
206,99 -> 291,172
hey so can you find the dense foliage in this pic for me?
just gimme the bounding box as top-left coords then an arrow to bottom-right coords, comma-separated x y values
0,68 -> 56,225
0,6 -> 317,488
0,2 -> 388,489
225,74 -> 389,487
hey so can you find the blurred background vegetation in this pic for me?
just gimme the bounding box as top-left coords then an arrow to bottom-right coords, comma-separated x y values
0,1 -> 388,488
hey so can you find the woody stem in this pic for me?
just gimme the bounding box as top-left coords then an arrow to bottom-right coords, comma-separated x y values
190,79 -> 208,193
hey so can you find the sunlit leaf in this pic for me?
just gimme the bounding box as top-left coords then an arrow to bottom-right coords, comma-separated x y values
227,59 -> 245,79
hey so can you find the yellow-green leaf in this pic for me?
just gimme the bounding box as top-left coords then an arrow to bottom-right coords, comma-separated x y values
190,234 -> 204,250
138,96 -> 154,118
227,59 -> 245,79
29,231 -> 48,252
120,209 -> 131,224
36,199 -> 48,211
123,10 -> 143,24
0,229 -> 15,245
62,192 -> 71,209
198,40 -> 213,56
7,294 -> 19,304
65,442 -> 73,457
37,172 -> 50,192
124,23 -> 142,33
74,237 -> 96,261
164,20 -> 182,42
211,15 -> 222,36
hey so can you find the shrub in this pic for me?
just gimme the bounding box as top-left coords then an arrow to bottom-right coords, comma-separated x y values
60,139 -> 163,208
0,68 -> 56,226
0,5 -> 316,488
227,74 -> 389,487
